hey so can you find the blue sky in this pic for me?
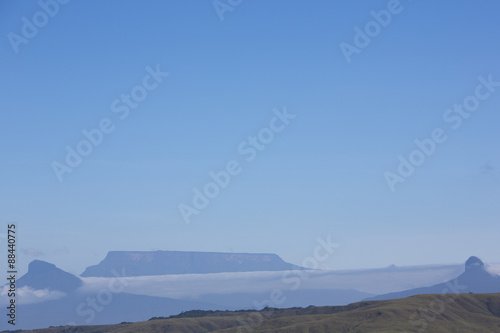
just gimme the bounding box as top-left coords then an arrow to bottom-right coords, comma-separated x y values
1,0 -> 500,276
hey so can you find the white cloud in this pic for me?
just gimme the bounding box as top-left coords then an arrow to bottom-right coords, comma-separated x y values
54,246 -> 71,255
0,264 -> 467,307
21,248 -> 45,257
0,286 -> 66,305
78,264 -> 464,299
486,264 -> 500,276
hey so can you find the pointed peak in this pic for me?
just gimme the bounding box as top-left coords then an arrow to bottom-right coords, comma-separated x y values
465,256 -> 484,271
18,260 -> 82,293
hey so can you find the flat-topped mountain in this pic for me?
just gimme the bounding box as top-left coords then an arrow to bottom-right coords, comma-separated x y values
81,250 -> 304,277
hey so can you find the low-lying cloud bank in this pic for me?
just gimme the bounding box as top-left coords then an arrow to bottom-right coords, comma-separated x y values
0,264 -> 472,306
78,264 -> 463,299
0,286 -> 66,305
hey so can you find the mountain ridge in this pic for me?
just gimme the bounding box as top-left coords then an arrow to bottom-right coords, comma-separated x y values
7,293 -> 500,333
366,256 -> 500,301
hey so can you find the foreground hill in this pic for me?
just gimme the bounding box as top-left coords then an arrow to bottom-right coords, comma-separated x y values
81,251 -> 304,276
10,293 -> 500,333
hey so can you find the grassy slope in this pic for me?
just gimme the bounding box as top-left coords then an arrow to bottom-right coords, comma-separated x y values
18,293 -> 500,333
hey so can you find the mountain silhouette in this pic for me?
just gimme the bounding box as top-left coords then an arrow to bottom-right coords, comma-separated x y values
12,290 -> 222,330
81,250 -> 305,277
4,260 -> 223,330
17,260 -> 82,293
366,256 -> 500,301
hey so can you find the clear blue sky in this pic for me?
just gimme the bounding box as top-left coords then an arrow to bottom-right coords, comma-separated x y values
1,0 -> 499,276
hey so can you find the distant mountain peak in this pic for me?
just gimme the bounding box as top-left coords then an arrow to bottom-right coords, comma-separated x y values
366,256 -> 500,301
17,260 -> 82,293
28,259 -> 57,272
465,256 -> 484,271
